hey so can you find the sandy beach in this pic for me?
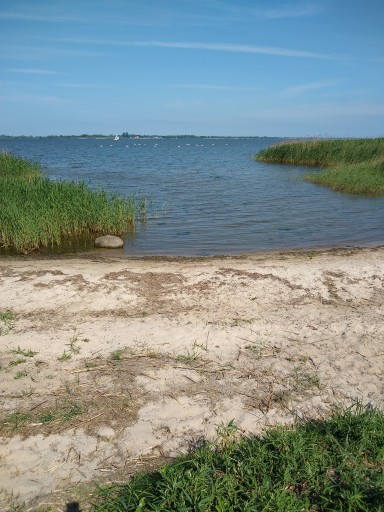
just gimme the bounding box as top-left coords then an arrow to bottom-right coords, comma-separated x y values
0,246 -> 383,510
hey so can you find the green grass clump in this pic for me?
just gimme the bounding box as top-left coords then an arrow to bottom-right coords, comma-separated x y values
0,152 -> 146,253
91,403 -> 384,511
0,151 -> 41,180
255,138 -> 384,194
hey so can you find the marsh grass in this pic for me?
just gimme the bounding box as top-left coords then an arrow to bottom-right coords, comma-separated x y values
256,138 -> 384,194
91,403 -> 384,511
0,152 -> 146,253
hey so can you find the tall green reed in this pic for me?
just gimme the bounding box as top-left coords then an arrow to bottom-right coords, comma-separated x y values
0,152 -> 146,253
255,138 -> 384,194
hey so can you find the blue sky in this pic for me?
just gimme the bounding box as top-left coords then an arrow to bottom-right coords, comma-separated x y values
1,0 -> 383,137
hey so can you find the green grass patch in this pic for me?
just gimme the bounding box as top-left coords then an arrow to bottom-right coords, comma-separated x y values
91,403 -> 384,511
0,151 -> 146,253
255,138 -> 384,194
1,400 -> 83,432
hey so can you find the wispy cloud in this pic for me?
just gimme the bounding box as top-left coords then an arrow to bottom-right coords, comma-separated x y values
131,40 -> 337,60
4,68 -> 63,75
0,10 -> 168,27
257,4 -> 322,19
2,92 -> 72,105
200,0 -> 323,20
172,83 -> 259,92
86,40 -> 338,60
0,11 -> 82,23
282,80 -> 339,96
45,37 -> 338,60
1,45 -> 109,60
56,83 -> 121,90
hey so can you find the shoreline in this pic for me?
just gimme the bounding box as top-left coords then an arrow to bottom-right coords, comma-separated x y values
1,240 -> 384,263
0,246 -> 383,509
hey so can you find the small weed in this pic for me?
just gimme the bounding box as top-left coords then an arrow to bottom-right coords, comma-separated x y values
21,387 -> 35,397
7,504 -> 26,512
14,370 -> 28,379
10,346 -> 38,357
290,366 -> 321,392
245,342 -> 265,358
111,349 -> 125,361
57,350 -> 72,362
84,360 -> 98,368
1,401 -> 83,433
9,357 -> 27,367
274,389 -> 293,404
127,340 -> 158,358
216,419 -> 239,445
231,317 -> 254,327
61,401 -> 82,421
175,341 -> 206,364
37,400 -> 82,424
67,330 -> 83,355
39,412 -> 55,424
2,411 -> 31,429
0,310 -> 14,335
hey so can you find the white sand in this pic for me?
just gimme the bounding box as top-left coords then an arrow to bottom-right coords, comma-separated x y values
0,247 -> 383,509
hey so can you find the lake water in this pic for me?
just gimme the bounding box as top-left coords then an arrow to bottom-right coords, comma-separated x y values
1,136 -> 384,256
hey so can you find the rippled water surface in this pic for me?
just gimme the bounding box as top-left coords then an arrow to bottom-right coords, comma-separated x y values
1,137 -> 384,255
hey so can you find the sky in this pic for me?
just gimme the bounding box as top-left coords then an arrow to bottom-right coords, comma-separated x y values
1,0 -> 383,137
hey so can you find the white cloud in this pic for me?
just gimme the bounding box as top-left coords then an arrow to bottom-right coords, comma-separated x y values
172,83 -> 259,92
131,40 -> 336,60
46,37 -> 337,60
258,4 -> 322,19
0,10 -> 168,27
4,68 -> 63,75
56,83 -> 120,89
282,80 -> 339,96
199,1 -> 322,20
0,11 -> 82,23
2,92 -> 72,105
1,44 -> 109,60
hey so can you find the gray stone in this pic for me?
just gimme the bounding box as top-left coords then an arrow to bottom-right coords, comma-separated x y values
94,235 -> 124,248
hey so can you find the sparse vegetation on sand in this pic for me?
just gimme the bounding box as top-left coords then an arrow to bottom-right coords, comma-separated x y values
0,152 -> 146,253
255,138 -> 384,194
92,403 -> 384,512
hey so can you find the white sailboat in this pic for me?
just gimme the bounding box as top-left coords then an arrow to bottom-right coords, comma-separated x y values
114,134 -> 120,141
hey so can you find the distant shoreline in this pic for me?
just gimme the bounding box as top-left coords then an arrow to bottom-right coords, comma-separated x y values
0,134 -> 277,140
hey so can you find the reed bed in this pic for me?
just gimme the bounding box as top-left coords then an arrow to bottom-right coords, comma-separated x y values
255,138 -> 384,194
0,152 -> 145,253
